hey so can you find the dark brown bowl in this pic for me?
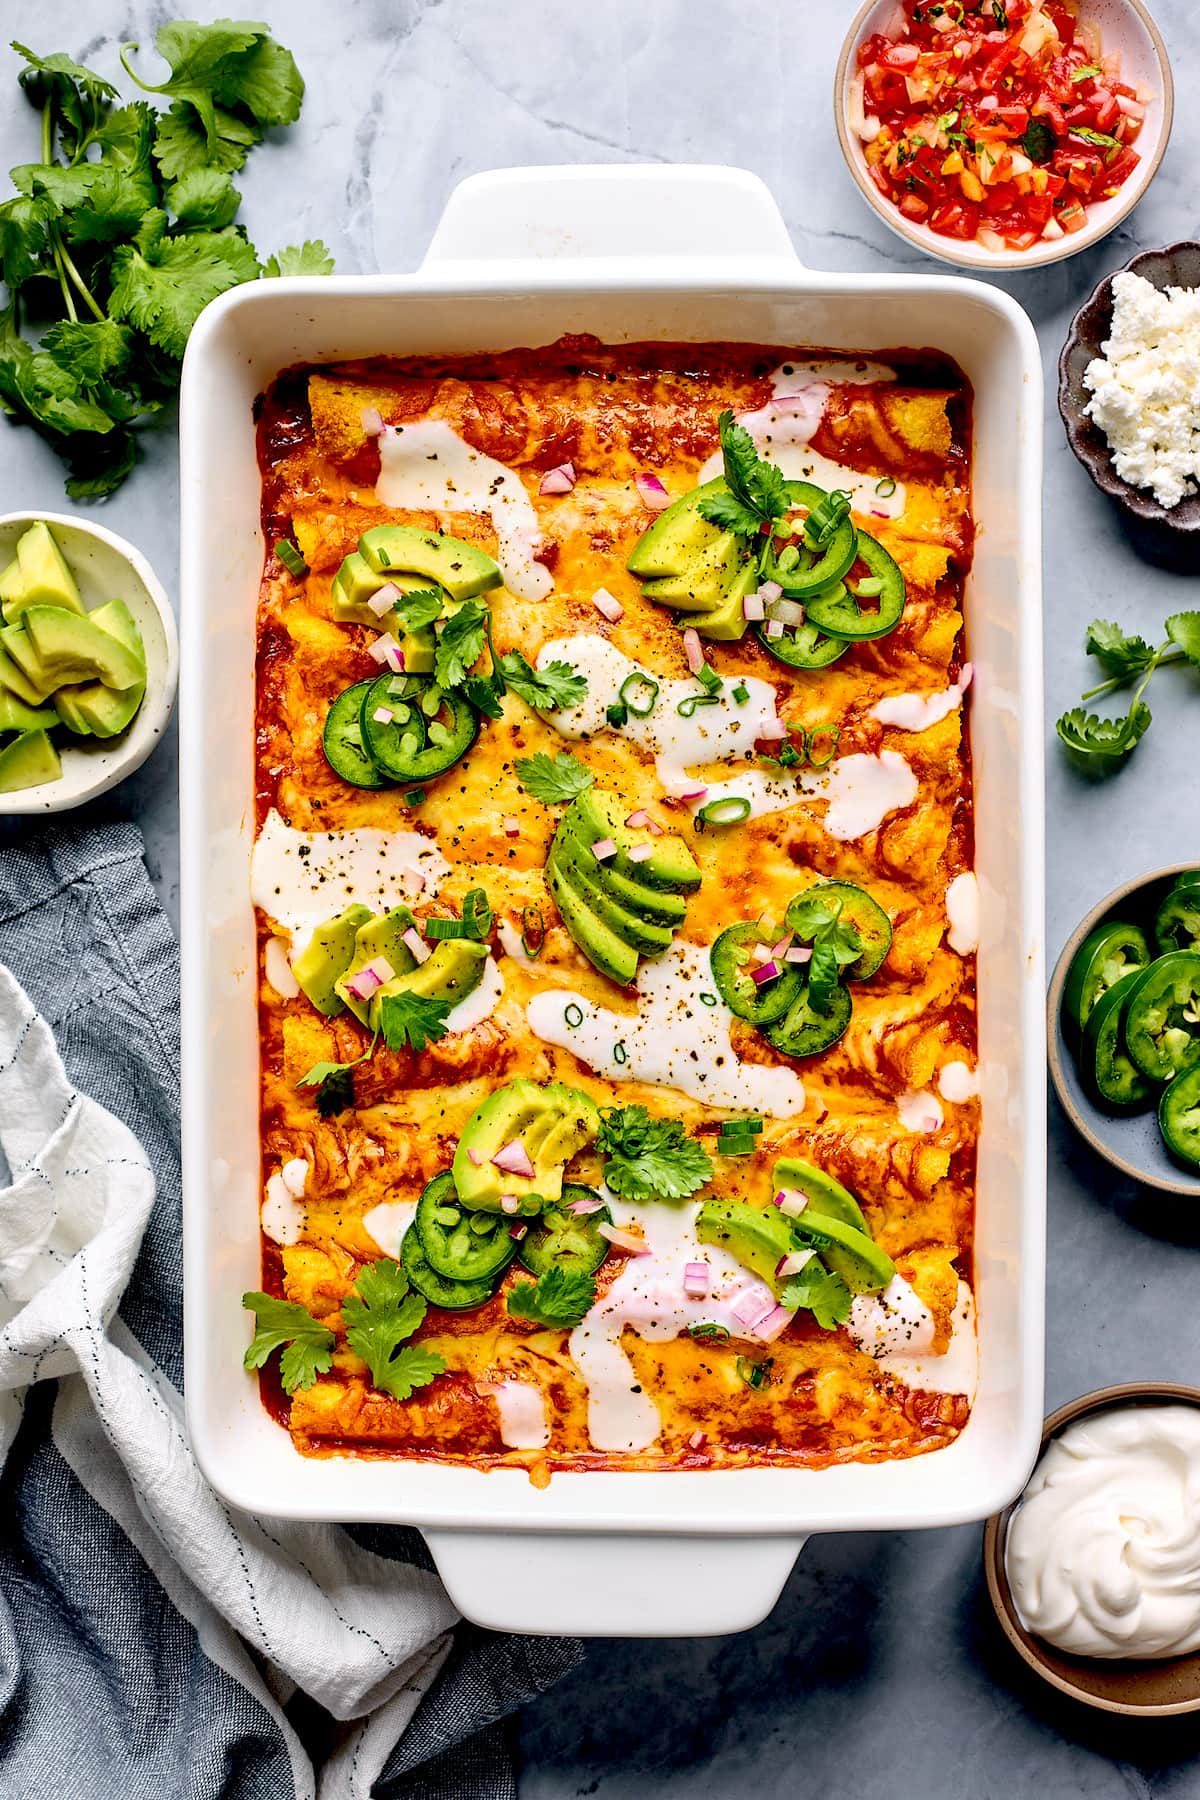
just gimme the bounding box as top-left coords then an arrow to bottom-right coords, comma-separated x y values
984,1383 -> 1200,1715
1059,242 -> 1200,533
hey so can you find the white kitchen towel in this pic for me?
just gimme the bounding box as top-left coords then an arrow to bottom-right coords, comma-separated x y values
0,821 -> 579,1800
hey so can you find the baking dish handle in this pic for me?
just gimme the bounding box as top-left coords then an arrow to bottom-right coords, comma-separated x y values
421,164 -> 801,269
423,1528 -> 806,1637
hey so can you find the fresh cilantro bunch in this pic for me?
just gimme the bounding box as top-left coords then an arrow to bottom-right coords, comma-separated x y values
596,1105 -> 713,1202
0,27 -> 331,496
1056,612 -> 1200,773
507,1266 -> 596,1329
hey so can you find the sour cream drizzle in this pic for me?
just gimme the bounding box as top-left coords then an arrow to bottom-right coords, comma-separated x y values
945,871 -> 979,955
938,1060 -> 979,1104
444,956 -> 505,1033
1007,1406 -> 1200,1660
526,938 -> 805,1117
376,418 -> 551,600
263,936 -> 300,999
361,1200 -> 416,1260
847,1278 -> 978,1399
251,810 -> 449,951
872,663 -> 972,732
483,1381 -> 550,1450
262,1158 -> 309,1247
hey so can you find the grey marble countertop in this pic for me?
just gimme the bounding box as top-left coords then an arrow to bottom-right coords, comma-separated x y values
2,1 -> 1199,1793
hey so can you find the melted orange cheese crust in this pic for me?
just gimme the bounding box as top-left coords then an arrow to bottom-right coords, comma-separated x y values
254,338 -> 977,1477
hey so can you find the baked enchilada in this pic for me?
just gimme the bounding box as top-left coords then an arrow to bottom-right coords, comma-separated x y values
246,338 -> 979,1478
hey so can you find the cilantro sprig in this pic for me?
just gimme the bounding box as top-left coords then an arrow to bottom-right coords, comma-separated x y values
506,1266 -> 597,1329
1056,612 -> 1200,773
428,601 -> 587,719
296,1034 -> 377,1118
514,750 -> 595,805
342,1258 -> 445,1400
784,891 -> 864,1009
0,26 -> 330,496
242,1292 -> 335,1394
596,1105 -> 713,1202
779,1261 -> 853,1330
378,988 -> 452,1054
697,408 -> 790,570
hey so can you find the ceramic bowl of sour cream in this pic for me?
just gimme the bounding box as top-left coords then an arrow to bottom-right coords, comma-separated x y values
984,1384 -> 1200,1715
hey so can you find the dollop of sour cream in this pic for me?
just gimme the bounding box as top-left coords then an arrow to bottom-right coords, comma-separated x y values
251,810 -> 449,952
872,663 -> 973,733
525,938 -> 805,1117
847,1278 -> 977,1399
444,956 -> 505,1034
376,418 -> 552,600
481,1381 -> 550,1450
262,1158 -> 309,1247
945,871 -> 979,955
1007,1406 -> 1200,1660
361,1199 -> 416,1260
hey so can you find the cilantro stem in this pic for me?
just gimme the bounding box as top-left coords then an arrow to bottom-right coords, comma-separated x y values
56,240 -> 105,323
39,101 -> 104,325
1081,645 -> 1184,702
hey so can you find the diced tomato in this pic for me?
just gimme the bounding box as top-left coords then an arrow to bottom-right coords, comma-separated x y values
882,42 -> 920,70
899,192 -> 930,220
1100,147 -> 1140,194
1057,197 -> 1087,232
1031,94 -> 1068,132
928,198 -> 982,239
981,36 -> 1022,87
996,104 -> 1030,130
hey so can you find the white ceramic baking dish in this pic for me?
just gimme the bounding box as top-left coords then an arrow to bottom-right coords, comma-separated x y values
180,165 -> 1046,1639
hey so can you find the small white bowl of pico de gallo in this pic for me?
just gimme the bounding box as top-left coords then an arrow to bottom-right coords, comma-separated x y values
835,0 -> 1173,270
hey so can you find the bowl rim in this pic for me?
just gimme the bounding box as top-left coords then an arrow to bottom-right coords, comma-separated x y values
983,1382 -> 1200,1715
0,508 -> 179,816
833,0 -> 1175,272
1047,861 -> 1200,1198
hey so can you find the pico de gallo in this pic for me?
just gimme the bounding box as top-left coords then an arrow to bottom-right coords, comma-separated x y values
850,0 -> 1148,251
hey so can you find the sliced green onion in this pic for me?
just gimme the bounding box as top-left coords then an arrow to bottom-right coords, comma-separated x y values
565,1003 -> 584,1029
425,917 -> 470,941
676,694 -> 721,719
698,991 -> 719,1007
613,1040 -> 628,1065
722,1116 -> 763,1135
404,787 -> 426,807
718,1134 -> 756,1156
688,1322 -> 730,1343
732,683 -> 749,706
274,537 -> 308,578
697,796 -> 752,827
463,886 -> 492,938
619,672 -> 659,717
849,575 -> 885,598
736,1355 -> 773,1390
521,905 -> 544,958
806,725 -> 841,769
606,700 -> 629,729
697,662 -> 722,696
874,476 -> 897,499
804,489 -> 852,551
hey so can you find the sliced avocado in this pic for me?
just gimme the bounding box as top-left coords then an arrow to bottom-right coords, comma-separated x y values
292,904 -> 375,1016
0,728 -> 61,793
792,1211 -> 894,1295
451,1078 -> 601,1216
1,522 -> 85,623
626,478 -> 727,579
55,599 -> 146,737
11,608 -> 144,698
329,559 -> 438,674
52,686 -> 95,736
0,634 -> 49,708
547,862 -> 640,986
772,1158 -> 869,1236
357,526 -> 502,601
562,787 -> 700,895
334,906 -> 418,1023
684,561 -> 758,642
370,937 -> 487,1031
640,531 -> 752,611
0,689 -> 58,734
548,838 -> 675,959
695,1199 -> 797,1297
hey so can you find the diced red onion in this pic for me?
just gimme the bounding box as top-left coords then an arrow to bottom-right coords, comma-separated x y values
776,1249 -> 815,1279
751,960 -> 781,985
754,1304 -> 797,1344
591,837 -> 618,862
644,816 -> 663,835
503,816 -> 521,838
492,1139 -> 536,1179
500,1195 -> 521,1215
467,1148 -> 482,1166
385,644 -> 406,674
764,620 -> 785,640
367,583 -> 401,618
758,580 -> 783,604
731,1285 -> 776,1330
367,632 -> 400,665
743,594 -> 765,622
539,462 -> 576,495
679,785 -> 707,803
770,934 -> 793,959
364,955 -> 395,986
360,405 -> 385,436
773,1187 -> 809,1219
598,1222 -> 651,1256
750,942 -> 774,965
757,717 -> 788,742
683,1261 -> 710,1297
401,926 -> 430,965
635,472 -> 671,512
627,844 -> 653,863
372,706 -> 394,725
871,509 -> 889,520
687,1430 -> 707,1451
593,587 -> 624,623
345,966 -> 383,1001
508,1223 -> 527,1239
568,1196 -> 604,1216
625,808 -> 651,828
682,629 -> 704,674
768,598 -> 806,628
785,945 -> 811,965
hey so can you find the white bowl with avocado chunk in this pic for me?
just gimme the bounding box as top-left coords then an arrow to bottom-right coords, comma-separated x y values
0,512 -> 178,814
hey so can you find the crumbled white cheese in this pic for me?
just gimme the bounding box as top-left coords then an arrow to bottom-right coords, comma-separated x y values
1083,272 -> 1200,509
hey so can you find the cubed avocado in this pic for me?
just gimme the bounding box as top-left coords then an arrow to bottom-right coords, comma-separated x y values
370,938 -> 488,1033
357,525 -> 502,601
12,607 -> 144,699
0,689 -> 58,734
546,863 -> 640,986
0,728 -> 62,794
625,478 -> 728,579
639,531 -> 753,611
335,906 -> 418,1024
0,522 -> 85,624
451,1079 -> 601,1216
547,837 -> 675,959
683,562 -> 758,642
771,1157 -> 869,1236
562,787 -> 700,895
292,904 -> 375,1016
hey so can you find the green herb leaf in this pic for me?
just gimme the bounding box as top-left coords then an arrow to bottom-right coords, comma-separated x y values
806,937 -> 842,1011
262,238 -> 335,277
507,1267 -> 597,1329
697,407 -> 789,541
499,649 -> 588,712
463,674 -> 505,720
779,1262 -> 853,1330
596,1104 -> 713,1203
1085,618 -> 1157,680
433,598 -> 489,690
108,218 -> 260,358
1165,611 -> 1200,669
153,101 -> 262,180
242,1291 -> 335,1393
388,587 -> 443,631
1056,702 -> 1152,771
342,1258 -> 444,1399
121,21 -> 302,149
1071,125 -> 1122,150
696,487 -> 765,538
513,750 -> 595,804
12,42 -> 117,159
166,166 -> 241,229
1021,117 -> 1057,163
0,195 -> 53,287
41,319 -> 133,384
1071,64 -> 1102,82
377,988 -> 451,1054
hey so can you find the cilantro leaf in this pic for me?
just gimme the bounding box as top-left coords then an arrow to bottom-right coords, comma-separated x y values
296,1033 -> 376,1115
1072,125 -> 1121,150
463,674 -> 506,720
121,22 -> 302,147
596,1104 -> 713,1202
434,599 -> 489,690
1056,702 -> 1152,771
153,101 -> 261,180
166,167 -> 241,229
806,937 -> 842,1011
1085,618 -> 1157,682
697,407 -> 789,542
262,239 -> 335,277
13,43 -> 117,159
513,750 -> 595,804
387,587 -> 443,631
41,320 -> 133,384
342,1258 -> 445,1399
108,219 -> 259,358
64,434 -> 138,500
1166,611 -> 1200,669
242,1291 -> 335,1393
1021,117 -> 1057,163
506,1266 -> 597,1329
0,195 -> 53,287
697,488 -> 766,538
377,988 -> 451,1054
779,1261 -> 853,1330
499,649 -> 588,713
